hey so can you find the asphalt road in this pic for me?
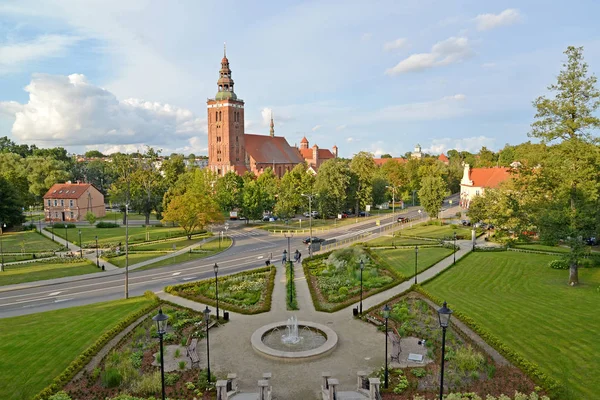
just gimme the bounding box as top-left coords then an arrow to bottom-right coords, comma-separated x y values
0,197 -> 460,319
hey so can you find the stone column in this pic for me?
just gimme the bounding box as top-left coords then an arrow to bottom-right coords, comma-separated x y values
216,380 -> 228,400
327,378 -> 339,400
226,373 -> 238,392
357,371 -> 367,391
321,372 -> 331,392
258,379 -> 270,400
368,378 -> 381,400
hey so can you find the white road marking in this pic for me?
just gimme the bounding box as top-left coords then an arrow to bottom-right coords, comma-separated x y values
55,298 -> 72,303
48,291 -> 62,296
257,256 -> 264,259
172,272 -> 181,276
182,277 -> 195,281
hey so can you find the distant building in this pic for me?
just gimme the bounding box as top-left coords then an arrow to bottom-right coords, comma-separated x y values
438,153 -> 449,165
411,144 -> 423,159
44,182 -> 105,222
459,164 -> 512,208
297,137 -> 337,172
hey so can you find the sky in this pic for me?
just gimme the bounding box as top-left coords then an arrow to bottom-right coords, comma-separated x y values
0,0 -> 599,158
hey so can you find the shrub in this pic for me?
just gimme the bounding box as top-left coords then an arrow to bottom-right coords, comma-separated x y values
453,345 -> 485,376
130,351 -> 143,369
411,368 -> 427,378
131,371 -> 162,395
165,373 -> 180,386
338,286 -> 349,296
179,360 -> 186,370
48,392 -> 72,400
175,348 -> 181,358
96,222 -> 120,228
548,259 -> 569,270
101,367 -> 122,388
392,370 -> 409,394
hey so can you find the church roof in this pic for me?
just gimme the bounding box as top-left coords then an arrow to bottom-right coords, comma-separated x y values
245,134 -> 304,164
300,136 -> 309,143
466,167 -> 512,188
299,148 -> 335,160
438,153 -> 449,162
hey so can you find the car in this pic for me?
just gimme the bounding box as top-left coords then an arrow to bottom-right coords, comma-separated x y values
397,216 -> 407,223
359,211 -> 370,217
302,237 -> 325,244
340,212 -> 349,218
586,237 -> 597,246
262,215 -> 278,222
461,220 -> 471,226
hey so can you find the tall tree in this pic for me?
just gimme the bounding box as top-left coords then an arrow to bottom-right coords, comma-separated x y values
418,175 -> 448,219
214,171 -> 244,212
275,164 -> 312,219
527,46 -> 600,285
161,154 -> 186,188
0,176 -> 25,227
314,158 -> 350,217
349,151 -> 376,214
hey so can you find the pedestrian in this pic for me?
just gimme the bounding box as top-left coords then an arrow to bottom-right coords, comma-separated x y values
294,249 -> 299,263
297,251 -> 302,263
282,251 -> 287,265
265,259 -> 271,267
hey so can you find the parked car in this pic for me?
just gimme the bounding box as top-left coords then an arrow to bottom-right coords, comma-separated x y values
302,237 -> 325,244
397,216 -> 407,223
340,212 -> 349,218
262,215 -> 278,222
359,211 -> 369,217
586,237 -> 597,246
303,211 -> 319,218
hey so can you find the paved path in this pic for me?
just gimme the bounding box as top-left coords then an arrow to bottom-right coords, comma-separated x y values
160,235 -> 503,399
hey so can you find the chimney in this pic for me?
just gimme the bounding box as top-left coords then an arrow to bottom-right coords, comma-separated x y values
312,144 -> 319,167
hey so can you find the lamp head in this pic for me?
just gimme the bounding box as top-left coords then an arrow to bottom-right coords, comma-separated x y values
382,303 -> 391,319
152,308 -> 169,334
203,306 -> 211,322
437,301 -> 452,328
213,263 -> 219,274
360,259 -> 364,270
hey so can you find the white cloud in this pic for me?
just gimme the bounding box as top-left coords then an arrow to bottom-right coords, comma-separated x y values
312,124 -> 322,132
0,35 -> 80,73
383,38 -> 408,52
482,62 -> 496,68
4,73 -> 205,147
474,9 -> 522,31
0,101 -> 23,117
356,94 -> 468,123
336,124 -> 347,131
423,136 -> 496,154
346,137 -> 354,142
385,37 -> 472,75
261,108 -> 273,126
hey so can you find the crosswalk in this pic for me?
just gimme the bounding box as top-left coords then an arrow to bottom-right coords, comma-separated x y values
225,230 -> 263,238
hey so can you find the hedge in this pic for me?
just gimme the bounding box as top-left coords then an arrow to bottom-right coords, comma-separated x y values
164,267 -> 276,315
286,261 -> 298,310
33,292 -> 160,400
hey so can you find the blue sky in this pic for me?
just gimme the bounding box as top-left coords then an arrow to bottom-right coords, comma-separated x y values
1,0 -> 599,157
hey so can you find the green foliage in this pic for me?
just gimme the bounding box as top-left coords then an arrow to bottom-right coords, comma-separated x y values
179,361 -> 186,370
548,259 -> 569,270
411,368 -> 426,378
0,176 -> 26,226
130,351 -> 143,369
165,373 -> 180,386
96,222 -> 119,228
453,345 -> 485,376
101,367 -> 122,388
286,261 -> 298,310
418,174 -> 447,218
48,391 -> 72,400
392,370 -> 409,394
196,370 -> 216,392
314,158 -> 350,217
131,371 -> 161,395
84,211 -> 97,225
174,348 -> 181,358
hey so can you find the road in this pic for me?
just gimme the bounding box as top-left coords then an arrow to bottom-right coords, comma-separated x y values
0,196 -> 461,319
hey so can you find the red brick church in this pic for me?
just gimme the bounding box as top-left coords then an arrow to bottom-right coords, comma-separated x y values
207,48 -> 337,177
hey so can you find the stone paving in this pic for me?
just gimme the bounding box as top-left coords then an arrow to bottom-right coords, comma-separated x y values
158,236 -> 500,399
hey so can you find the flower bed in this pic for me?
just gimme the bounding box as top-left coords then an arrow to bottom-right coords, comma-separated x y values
165,267 -> 275,314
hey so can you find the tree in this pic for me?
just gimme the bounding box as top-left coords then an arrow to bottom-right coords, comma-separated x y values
477,146 -> 496,167
84,211 -> 97,225
256,168 -> 279,212
527,46 -> 600,285
380,154 -> 392,159
241,180 -> 270,222
214,171 -> 244,212
275,164 -> 312,219
129,147 -> 165,224
161,154 -> 186,188
162,169 -> 223,239
85,150 -> 105,158
349,152 -> 376,214
314,158 -> 350,217
418,175 -> 447,219
0,176 -> 25,227
25,156 -> 71,201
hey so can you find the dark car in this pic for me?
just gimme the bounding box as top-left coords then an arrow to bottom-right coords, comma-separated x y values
461,220 -> 471,226
359,211 -> 370,217
302,237 -> 325,244
397,216 -> 407,223
586,237 -> 597,246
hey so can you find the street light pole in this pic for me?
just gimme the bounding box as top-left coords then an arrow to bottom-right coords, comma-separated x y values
301,194 -> 316,256
64,224 -> 69,250
453,231 -> 457,265
78,229 -> 83,258
359,260 -> 364,315
0,223 -> 6,272
414,246 -> 418,285
95,235 -> 99,267
203,306 -> 212,382
125,203 -> 129,299
214,263 -> 220,320
437,301 -> 453,400
152,308 -> 169,400
386,185 -> 397,214
383,304 -> 391,389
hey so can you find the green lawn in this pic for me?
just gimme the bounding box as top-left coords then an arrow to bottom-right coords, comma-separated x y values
1,231 -> 62,253
47,226 -> 201,247
373,246 -> 453,277
106,252 -> 165,268
424,251 -> 600,399
0,297 -> 154,400
400,223 -> 479,240
366,235 -> 436,247
136,237 -> 232,271
131,235 -> 210,251
259,212 -> 409,232
512,243 -> 573,253
0,259 -> 100,286
98,211 -> 158,222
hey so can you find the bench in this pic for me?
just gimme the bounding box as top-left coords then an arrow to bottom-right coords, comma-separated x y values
187,338 -> 200,368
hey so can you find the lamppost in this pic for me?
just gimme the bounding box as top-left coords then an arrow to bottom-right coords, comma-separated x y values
453,231 -> 457,265
95,235 -> 99,267
383,304 -> 391,389
64,224 -> 69,250
386,185 -> 397,214
437,301 -> 453,400
203,306 -> 212,382
125,203 -> 130,299
359,260 -> 364,315
213,263 -> 220,320
414,246 -> 418,284
78,229 -> 83,258
51,223 -> 55,241
152,308 -> 169,400
301,194 -> 316,253
0,222 -> 6,272
418,209 -> 422,220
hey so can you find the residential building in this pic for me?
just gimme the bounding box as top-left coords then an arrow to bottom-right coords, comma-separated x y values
459,164 -> 512,208
44,182 -> 105,222
297,137 -> 337,172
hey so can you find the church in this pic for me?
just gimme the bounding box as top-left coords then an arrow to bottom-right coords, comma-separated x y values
207,49 -> 337,177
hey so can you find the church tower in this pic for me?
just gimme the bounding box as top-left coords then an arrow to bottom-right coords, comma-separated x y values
207,45 -> 246,176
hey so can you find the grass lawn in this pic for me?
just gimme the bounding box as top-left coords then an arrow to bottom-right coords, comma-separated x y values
106,252 -> 165,268
0,296 -> 154,400
366,235 -> 436,247
1,230 -> 62,253
130,235 -> 210,251
0,259 -> 100,286
259,212 -> 408,232
424,251 -> 600,399
136,237 -> 232,271
372,246 -> 453,277
47,225 -> 200,247
400,223 -> 480,240
512,243 -> 573,253
98,211 -> 158,222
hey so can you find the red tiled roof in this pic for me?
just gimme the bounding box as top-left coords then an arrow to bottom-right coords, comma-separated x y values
300,136 -> 308,143
374,157 -> 407,166
299,148 -> 335,160
245,134 -> 304,164
468,167 -> 512,188
438,153 -> 449,162
233,165 -> 249,175
43,183 -> 93,199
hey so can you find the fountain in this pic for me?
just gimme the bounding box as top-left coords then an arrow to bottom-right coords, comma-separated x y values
251,315 -> 338,361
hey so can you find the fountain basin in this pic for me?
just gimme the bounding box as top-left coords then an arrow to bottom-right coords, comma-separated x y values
251,320 -> 338,361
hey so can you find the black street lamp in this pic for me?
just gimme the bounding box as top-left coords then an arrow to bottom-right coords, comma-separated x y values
152,308 -> 169,400
359,260 -> 364,315
203,306 -> 212,382
95,235 -> 99,267
65,224 -> 69,250
213,263 -> 220,320
51,223 -> 55,241
414,246 -> 418,285
437,301 -> 453,400
78,229 -> 83,258
0,222 -> 6,272
382,304 -> 391,389
453,231 -> 457,265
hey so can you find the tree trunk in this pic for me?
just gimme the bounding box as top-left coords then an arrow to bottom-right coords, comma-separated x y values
122,213 -> 127,225
145,213 -> 150,225
569,262 -> 579,286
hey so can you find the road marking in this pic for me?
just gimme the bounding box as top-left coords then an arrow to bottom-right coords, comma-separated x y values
55,298 -> 72,303
182,277 -> 195,281
257,256 -> 263,259
172,272 -> 181,276
48,291 -> 62,296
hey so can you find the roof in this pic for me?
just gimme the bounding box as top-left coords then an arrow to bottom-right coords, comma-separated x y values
438,153 -> 449,162
374,157 -> 407,166
300,136 -> 308,143
244,134 -> 304,164
299,148 -> 335,160
43,183 -> 96,199
233,165 -> 249,175
467,167 -> 512,188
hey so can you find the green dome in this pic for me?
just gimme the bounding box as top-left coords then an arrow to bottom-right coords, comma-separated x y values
215,91 -> 237,100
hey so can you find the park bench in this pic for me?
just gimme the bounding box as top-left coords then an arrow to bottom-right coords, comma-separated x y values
187,337 -> 200,368
389,328 -> 401,363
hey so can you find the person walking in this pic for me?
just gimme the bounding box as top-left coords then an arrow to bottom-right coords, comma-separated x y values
297,251 -> 302,263
294,249 -> 300,263
281,250 -> 287,265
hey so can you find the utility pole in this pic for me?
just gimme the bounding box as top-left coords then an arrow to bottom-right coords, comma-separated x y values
125,202 -> 129,299
301,194 -> 316,255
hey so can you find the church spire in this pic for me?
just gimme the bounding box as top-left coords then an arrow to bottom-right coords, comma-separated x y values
215,44 -> 237,100
269,112 -> 274,137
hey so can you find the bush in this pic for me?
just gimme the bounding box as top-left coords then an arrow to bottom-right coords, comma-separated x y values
548,259 -> 569,270
48,392 -> 72,400
101,367 -> 122,388
96,222 -> 120,228
338,286 -> 349,296
131,371 -> 161,395
165,373 -> 180,386
179,360 -> 186,370
49,223 -> 76,229
411,368 -> 427,378
392,371 -> 409,394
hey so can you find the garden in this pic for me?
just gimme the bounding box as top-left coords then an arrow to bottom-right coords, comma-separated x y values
60,304 -> 224,400
0,258 -> 100,286
365,295 -> 543,399
165,266 -> 276,314
397,222 -> 482,241
0,230 -> 63,263
421,251 -> 600,399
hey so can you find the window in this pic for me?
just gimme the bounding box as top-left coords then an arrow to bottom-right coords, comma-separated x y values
47,200 -> 51,206
70,212 -> 74,219
54,200 -> 58,206
60,199 -> 64,207
69,200 -> 74,207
